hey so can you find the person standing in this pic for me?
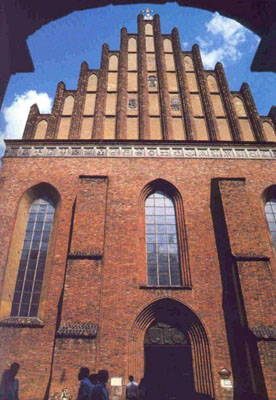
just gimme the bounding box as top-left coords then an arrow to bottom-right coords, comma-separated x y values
126,376 -> 139,400
77,367 -> 94,400
138,377 -> 147,400
92,370 -> 109,400
0,363 -> 20,400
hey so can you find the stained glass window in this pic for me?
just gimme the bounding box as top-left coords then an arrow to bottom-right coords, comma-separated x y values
265,198 -> 276,246
145,191 -> 182,286
11,196 -> 55,317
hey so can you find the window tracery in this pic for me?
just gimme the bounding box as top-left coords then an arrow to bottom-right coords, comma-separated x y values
265,198 -> 276,246
145,191 -> 182,286
11,196 -> 55,317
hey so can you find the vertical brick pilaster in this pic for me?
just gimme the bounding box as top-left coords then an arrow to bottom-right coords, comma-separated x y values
211,178 -> 273,399
70,176 -> 108,256
241,82 -> 265,142
69,61 -> 88,139
192,44 -> 218,141
215,62 -> 242,141
153,14 -> 173,140
22,104 -> 39,139
46,81 -> 65,139
137,14 -> 150,140
171,28 -> 195,141
116,28 -> 128,139
93,44 -> 109,139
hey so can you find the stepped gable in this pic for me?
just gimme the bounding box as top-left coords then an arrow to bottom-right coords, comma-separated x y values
21,14 -> 276,144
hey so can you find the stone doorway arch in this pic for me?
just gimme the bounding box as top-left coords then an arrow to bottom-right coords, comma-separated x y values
129,298 -> 215,399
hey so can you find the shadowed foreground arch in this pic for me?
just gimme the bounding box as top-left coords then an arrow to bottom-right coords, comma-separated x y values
1,0 -> 276,109
129,298 -> 215,399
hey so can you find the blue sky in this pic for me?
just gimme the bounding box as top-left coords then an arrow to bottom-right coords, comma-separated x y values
1,3 -> 276,157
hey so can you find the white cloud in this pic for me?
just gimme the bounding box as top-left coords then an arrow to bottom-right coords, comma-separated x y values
206,12 -> 246,46
0,90 -> 52,158
200,48 -> 226,69
196,12 -> 256,69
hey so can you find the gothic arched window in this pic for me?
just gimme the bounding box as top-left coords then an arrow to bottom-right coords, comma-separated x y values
265,198 -> 276,246
11,196 -> 55,317
145,191 -> 182,286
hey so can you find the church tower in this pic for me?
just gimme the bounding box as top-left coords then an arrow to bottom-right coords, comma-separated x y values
0,13 -> 276,400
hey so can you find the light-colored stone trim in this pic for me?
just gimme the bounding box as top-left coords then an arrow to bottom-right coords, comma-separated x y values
4,143 -> 276,160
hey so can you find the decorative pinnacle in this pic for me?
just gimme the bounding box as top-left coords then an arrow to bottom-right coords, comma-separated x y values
140,8 -> 154,20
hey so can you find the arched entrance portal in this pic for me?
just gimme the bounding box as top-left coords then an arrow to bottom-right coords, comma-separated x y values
144,321 -> 194,400
130,298 -> 214,399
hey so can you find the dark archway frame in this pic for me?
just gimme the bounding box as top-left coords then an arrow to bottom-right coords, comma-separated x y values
129,297 -> 215,399
1,0 -> 276,109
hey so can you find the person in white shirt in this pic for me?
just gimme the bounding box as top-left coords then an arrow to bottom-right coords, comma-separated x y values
126,376 -> 138,400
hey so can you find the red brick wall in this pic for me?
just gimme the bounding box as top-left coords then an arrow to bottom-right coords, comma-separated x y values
0,155 -> 276,399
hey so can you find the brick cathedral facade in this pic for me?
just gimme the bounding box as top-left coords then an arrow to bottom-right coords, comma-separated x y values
0,13 -> 276,400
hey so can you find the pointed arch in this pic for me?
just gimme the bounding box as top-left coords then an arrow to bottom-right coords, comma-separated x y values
34,119 -> 48,139
0,183 -> 60,321
62,95 -> 74,115
163,38 -> 173,52
233,96 -> 247,117
262,185 -> 276,247
183,55 -> 194,71
145,23 -> 153,35
129,298 -> 215,399
87,74 -> 98,91
263,121 -> 276,142
139,179 -> 191,287
128,38 -> 137,52
109,55 -> 118,70
207,74 -> 219,93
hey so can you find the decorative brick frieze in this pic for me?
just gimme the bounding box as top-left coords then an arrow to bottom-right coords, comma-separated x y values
241,82 -> 265,142
93,44 -> 109,139
215,62 -> 242,141
68,251 -> 102,260
4,141 -> 276,160
250,326 -> 276,340
137,14 -> 150,140
79,174 -> 108,181
153,14 -> 173,140
116,28 -> 128,139
171,28 -> 195,141
192,44 -> 218,141
0,316 -> 44,327
56,323 -> 98,338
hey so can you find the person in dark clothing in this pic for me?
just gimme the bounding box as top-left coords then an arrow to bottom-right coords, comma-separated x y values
89,374 -> 98,386
92,370 -> 109,400
138,377 -> 147,400
77,367 -> 94,400
0,363 -> 20,400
